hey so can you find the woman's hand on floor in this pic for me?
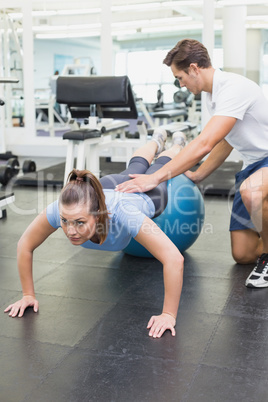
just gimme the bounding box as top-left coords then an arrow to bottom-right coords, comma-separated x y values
4,295 -> 39,317
147,313 -> 176,338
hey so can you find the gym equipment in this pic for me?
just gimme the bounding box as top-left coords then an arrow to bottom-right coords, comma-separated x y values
0,155 -> 19,186
123,174 -> 205,257
152,108 -> 188,126
0,153 -> 36,186
56,75 -> 142,183
0,78 -> 18,216
14,157 -> 126,188
0,78 -> 19,186
0,191 -> 15,219
14,162 -> 64,187
16,75 -> 140,188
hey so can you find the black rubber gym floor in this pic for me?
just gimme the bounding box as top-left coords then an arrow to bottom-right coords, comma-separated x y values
1,161 -> 267,402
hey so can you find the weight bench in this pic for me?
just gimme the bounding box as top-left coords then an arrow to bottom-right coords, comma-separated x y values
56,75 -> 142,183
152,108 -> 188,126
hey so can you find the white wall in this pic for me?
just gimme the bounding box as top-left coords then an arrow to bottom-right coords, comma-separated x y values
33,38 -> 101,89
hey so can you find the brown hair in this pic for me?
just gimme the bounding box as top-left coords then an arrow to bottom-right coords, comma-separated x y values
59,169 -> 109,244
163,39 -> 212,73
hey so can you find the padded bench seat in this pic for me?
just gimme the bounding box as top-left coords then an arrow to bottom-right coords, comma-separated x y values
152,109 -> 188,118
152,108 -> 188,125
63,129 -> 101,141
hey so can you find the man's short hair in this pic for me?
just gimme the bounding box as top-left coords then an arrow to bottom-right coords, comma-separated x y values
163,39 -> 212,72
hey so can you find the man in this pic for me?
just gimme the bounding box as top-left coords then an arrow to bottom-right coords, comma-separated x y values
116,38 -> 268,288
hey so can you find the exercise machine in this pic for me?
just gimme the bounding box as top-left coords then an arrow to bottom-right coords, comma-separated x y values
56,75 -> 143,183
15,75 -> 141,187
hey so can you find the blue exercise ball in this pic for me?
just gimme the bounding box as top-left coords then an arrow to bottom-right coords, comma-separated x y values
123,174 -> 205,257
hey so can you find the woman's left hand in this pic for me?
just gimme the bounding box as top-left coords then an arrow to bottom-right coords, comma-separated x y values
147,313 -> 176,338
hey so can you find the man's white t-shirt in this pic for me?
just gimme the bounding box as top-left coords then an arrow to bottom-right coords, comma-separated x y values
206,69 -> 268,168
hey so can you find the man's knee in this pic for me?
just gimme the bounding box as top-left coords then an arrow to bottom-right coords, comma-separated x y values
231,229 -> 260,264
232,246 -> 254,264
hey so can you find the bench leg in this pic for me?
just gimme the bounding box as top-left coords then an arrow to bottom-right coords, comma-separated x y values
86,143 -> 100,178
64,140 -> 76,185
76,141 -> 87,171
0,209 -> 7,219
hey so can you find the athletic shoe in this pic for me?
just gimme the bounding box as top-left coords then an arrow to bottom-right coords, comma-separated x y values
172,131 -> 187,148
245,253 -> 268,288
151,127 -> 167,154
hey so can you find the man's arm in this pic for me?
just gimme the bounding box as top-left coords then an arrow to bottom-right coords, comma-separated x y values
116,115 -> 237,193
185,138 -> 233,183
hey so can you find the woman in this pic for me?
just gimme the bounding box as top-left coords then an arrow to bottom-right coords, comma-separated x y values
5,129 -> 186,338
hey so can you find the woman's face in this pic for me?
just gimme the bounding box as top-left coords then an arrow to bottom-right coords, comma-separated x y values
59,203 -> 98,245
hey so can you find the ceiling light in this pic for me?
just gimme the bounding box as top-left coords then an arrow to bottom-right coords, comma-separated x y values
246,15 -> 268,20
32,10 -> 57,17
111,16 -> 192,29
112,3 -> 161,11
7,12 -> 22,19
35,32 -> 100,39
111,1 -> 204,11
112,29 -> 137,37
142,24 -> 203,33
33,23 -> 101,32
112,19 -> 150,28
163,1 -> 203,5
217,0 -> 268,5
151,17 -> 192,24
56,8 -> 101,16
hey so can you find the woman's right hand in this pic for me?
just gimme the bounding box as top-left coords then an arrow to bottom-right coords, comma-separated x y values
4,295 -> 39,318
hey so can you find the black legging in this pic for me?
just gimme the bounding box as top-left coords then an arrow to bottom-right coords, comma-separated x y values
100,156 -> 171,218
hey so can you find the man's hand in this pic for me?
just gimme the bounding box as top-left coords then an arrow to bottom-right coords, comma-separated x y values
184,170 -> 199,183
184,169 -> 206,184
115,174 -> 159,193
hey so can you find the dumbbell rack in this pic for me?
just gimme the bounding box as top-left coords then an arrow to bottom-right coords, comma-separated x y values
0,78 -> 18,218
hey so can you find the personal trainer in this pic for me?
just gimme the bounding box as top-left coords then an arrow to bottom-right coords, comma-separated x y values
116,38 -> 268,289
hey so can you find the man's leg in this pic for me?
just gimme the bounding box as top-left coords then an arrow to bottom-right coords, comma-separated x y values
240,167 -> 268,251
239,167 -> 268,287
231,229 -> 262,264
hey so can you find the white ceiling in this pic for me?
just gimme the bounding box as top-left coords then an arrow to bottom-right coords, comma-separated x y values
5,0 -> 268,41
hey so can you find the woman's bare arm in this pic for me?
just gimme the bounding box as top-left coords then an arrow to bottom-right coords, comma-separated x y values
134,216 -> 184,338
4,210 -> 57,317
